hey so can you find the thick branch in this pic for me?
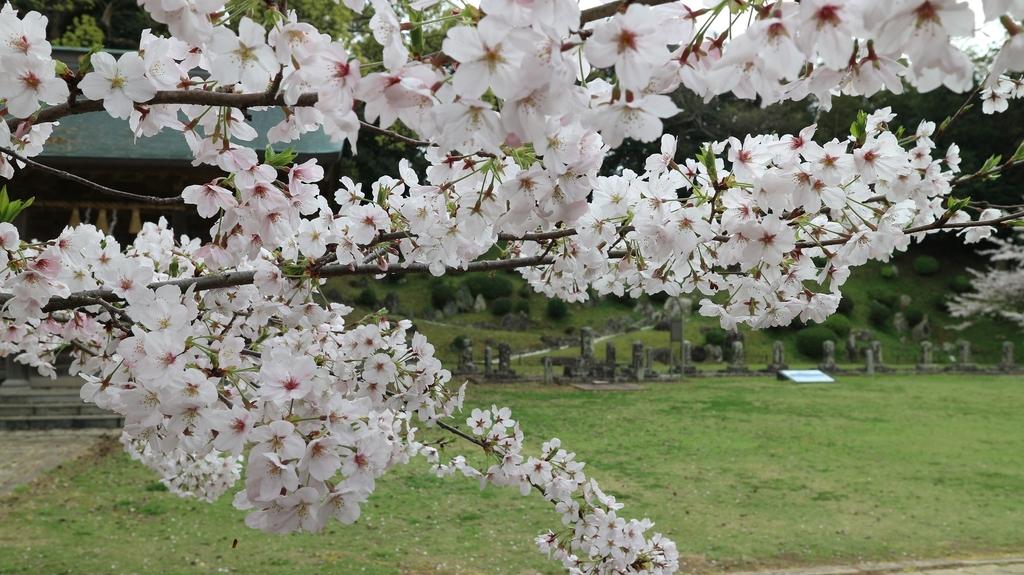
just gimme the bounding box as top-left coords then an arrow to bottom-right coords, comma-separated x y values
0,254 -> 562,313
580,0 -> 678,24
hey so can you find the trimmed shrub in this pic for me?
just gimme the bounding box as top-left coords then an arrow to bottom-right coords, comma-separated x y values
489,297 -> 513,316
904,305 -> 925,327
913,255 -> 940,276
867,288 -> 898,309
430,281 -> 457,310
513,299 -> 530,314
451,335 -> 468,351
868,301 -> 891,328
355,288 -> 378,308
704,329 -> 727,347
546,299 -> 569,320
837,296 -> 855,316
464,275 -> 514,300
823,313 -> 852,337
880,265 -> 898,279
796,326 -> 837,359
951,274 -> 973,294
518,285 -> 533,298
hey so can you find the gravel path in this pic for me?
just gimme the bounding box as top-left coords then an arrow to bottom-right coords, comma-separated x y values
0,430 -> 114,495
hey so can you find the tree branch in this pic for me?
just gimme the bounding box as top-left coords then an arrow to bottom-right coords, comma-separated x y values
0,146 -> 184,205
580,0 -> 678,24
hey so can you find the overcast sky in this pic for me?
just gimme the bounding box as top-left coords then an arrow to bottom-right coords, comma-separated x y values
574,0 -> 1005,49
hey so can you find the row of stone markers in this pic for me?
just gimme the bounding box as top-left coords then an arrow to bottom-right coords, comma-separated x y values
454,327 -> 1020,383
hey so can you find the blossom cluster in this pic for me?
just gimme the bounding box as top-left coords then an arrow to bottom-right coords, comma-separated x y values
123,432 -> 243,503
428,406 -> 679,573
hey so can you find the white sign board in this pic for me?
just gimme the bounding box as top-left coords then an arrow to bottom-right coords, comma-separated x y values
778,370 -> 835,384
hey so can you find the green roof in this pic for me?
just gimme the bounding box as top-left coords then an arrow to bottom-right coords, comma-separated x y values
41,108 -> 343,162
42,47 -> 342,162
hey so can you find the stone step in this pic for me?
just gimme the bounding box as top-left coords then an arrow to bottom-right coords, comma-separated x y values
0,403 -> 108,417
27,376 -> 85,390
0,414 -> 123,431
0,389 -> 84,404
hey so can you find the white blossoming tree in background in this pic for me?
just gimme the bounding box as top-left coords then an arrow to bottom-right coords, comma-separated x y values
0,0 -> 1023,572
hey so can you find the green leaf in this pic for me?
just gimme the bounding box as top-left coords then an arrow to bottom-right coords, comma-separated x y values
850,110 -> 868,146
1011,140 -> 1024,163
945,195 -> 971,213
264,146 -> 297,168
0,186 -> 33,223
697,144 -> 718,186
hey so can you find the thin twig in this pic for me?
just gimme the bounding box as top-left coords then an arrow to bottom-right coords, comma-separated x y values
0,147 -> 183,205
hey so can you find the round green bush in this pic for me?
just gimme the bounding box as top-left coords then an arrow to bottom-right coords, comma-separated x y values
430,281 -> 457,310
513,299 -> 530,314
464,275 -> 514,300
355,288 -> 378,308
867,288 -> 898,309
796,326 -> 838,359
880,265 -> 898,280
704,329 -> 727,347
837,296 -> 855,316
913,255 -> 940,276
489,297 -> 513,316
823,313 -> 852,337
546,298 -> 569,320
903,305 -> 925,327
950,274 -> 973,294
868,300 -> 891,328
451,335 -> 468,350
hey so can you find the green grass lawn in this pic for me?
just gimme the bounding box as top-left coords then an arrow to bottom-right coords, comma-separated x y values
2,375 -> 1023,575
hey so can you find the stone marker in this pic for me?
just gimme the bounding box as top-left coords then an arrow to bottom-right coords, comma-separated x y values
865,347 -> 876,375
542,357 -> 553,384
580,327 -> 594,361
954,339 -> 978,371
605,342 -> 616,367
846,333 -> 858,362
727,341 -> 748,373
483,346 -> 493,377
1000,341 -> 1017,371
631,341 -> 644,381
768,340 -> 788,372
680,340 -> 696,375
870,340 -> 885,369
706,344 -> 723,363
917,340 -> 939,372
496,343 -> 516,379
819,340 -> 837,372
472,294 -> 487,313
458,337 -> 477,374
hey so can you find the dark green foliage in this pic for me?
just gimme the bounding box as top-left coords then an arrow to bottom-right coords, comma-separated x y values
904,306 -> 925,327
837,296 -> 855,316
869,301 -> 892,329
430,281 -> 457,310
880,265 -> 898,280
950,274 -> 973,293
464,275 -> 514,300
489,297 -> 513,316
796,326 -> 838,359
451,335 -> 468,351
545,299 -> 569,320
823,314 -> 852,337
913,256 -> 941,276
867,288 -> 899,309
512,300 -> 530,315
355,288 -> 378,308
704,329 -> 727,346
